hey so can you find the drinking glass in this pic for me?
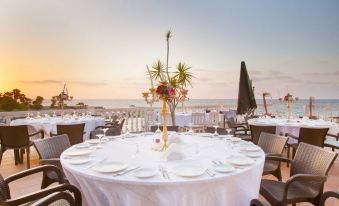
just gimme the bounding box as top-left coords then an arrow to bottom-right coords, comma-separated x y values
213,125 -> 218,136
96,134 -> 104,147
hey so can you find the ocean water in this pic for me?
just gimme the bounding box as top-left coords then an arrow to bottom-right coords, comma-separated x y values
44,99 -> 339,117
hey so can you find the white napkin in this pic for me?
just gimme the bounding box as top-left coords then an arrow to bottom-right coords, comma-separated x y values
163,143 -> 184,161
168,134 -> 182,144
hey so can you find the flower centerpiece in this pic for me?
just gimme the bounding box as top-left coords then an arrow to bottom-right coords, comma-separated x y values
54,84 -> 73,117
280,93 -> 298,121
142,30 -> 193,151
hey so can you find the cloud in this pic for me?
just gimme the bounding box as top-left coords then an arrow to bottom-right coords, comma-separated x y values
303,71 -> 339,76
19,80 -> 109,86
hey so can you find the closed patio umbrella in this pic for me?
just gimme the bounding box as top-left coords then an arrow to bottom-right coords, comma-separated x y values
237,61 -> 257,115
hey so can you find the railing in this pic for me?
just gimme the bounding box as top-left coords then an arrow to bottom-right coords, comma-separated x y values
0,104 -> 237,133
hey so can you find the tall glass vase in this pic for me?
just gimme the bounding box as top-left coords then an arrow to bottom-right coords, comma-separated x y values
161,98 -> 168,151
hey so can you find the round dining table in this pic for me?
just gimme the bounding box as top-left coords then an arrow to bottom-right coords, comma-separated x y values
10,116 -> 105,140
61,133 -> 265,206
248,117 -> 338,143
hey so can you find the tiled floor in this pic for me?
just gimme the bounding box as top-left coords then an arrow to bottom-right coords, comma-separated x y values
0,147 -> 338,205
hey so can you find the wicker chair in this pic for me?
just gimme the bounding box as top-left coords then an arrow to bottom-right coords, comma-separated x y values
33,134 -> 70,189
250,199 -> 270,206
0,165 -> 81,206
188,112 -> 206,133
90,126 -> 121,139
258,132 -> 288,181
52,123 -> 85,145
226,117 -> 251,140
250,125 -> 276,145
150,126 -> 179,132
260,142 -> 338,206
319,190 -> 339,206
205,127 -> 227,135
324,133 -> 339,151
286,127 -> 329,161
0,125 -> 44,169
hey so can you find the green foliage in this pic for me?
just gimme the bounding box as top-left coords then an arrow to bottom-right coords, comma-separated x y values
0,89 -> 43,111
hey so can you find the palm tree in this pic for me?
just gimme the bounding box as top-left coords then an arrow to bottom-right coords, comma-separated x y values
173,62 -> 194,88
165,30 -> 172,82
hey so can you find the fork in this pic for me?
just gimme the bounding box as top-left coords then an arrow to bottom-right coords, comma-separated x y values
158,165 -> 166,179
163,166 -> 170,179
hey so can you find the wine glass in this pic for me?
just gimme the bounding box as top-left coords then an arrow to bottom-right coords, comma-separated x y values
102,128 -> 109,141
96,134 -> 104,148
188,123 -> 193,135
155,122 -> 161,134
226,128 -> 232,136
213,125 -> 218,137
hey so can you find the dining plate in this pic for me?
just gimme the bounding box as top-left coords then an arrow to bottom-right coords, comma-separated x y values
228,157 -> 254,166
74,143 -> 91,149
241,146 -> 261,152
143,132 -> 154,136
68,157 -> 91,165
92,161 -> 128,173
86,139 -> 100,144
200,133 -> 213,137
213,164 -> 235,173
246,152 -> 262,158
134,168 -> 157,178
172,165 -> 207,177
229,137 -> 241,142
64,149 -> 91,156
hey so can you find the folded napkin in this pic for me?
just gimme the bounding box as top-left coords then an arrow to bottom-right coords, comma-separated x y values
168,134 -> 182,144
163,143 -> 184,161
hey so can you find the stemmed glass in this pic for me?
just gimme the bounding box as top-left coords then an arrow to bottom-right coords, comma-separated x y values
188,123 -> 193,135
102,128 -> 109,141
155,122 -> 161,134
226,128 -> 232,136
96,134 -> 104,148
213,125 -> 219,137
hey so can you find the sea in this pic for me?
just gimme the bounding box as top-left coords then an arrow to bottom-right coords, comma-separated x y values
44,99 -> 339,118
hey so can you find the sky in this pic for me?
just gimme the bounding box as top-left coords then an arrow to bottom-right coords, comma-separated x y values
0,0 -> 338,100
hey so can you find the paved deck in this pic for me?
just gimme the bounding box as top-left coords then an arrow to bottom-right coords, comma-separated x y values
0,147 -> 338,205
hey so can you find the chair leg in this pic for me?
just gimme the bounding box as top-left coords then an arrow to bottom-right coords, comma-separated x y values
287,146 -> 290,167
26,147 -> 30,169
20,148 -> 25,164
0,148 -> 4,165
292,147 -> 296,159
14,149 -> 20,165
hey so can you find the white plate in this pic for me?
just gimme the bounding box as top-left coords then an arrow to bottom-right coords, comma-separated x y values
246,152 -> 262,158
64,149 -> 91,156
86,139 -> 100,144
200,133 -> 213,137
213,164 -> 235,173
134,168 -> 157,178
241,146 -> 261,152
229,137 -> 241,142
228,157 -> 254,166
92,161 -> 128,173
172,165 -> 207,177
68,157 -> 91,165
74,143 -> 91,149
143,132 -> 154,136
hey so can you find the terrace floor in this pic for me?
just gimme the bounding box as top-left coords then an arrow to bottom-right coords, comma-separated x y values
0,147 -> 338,205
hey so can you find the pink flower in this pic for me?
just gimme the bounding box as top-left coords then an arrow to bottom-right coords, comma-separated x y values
168,88 -> 176,96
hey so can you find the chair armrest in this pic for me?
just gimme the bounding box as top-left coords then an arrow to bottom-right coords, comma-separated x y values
265,156 -> 291,163
5,165 -> 64,185
233,125 -> 248,130
265,153 -> 283,157
40,159 -> 62,169
327,133 -> 339,141
6,184 -> 82,206
29,130 -> 44,139
320,190 -> 339,205
250,199 -> 270,206
286,133 -> 298,140
283,174 -> 327,200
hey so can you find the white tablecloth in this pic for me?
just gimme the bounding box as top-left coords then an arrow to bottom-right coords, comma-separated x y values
61,134 -> 265,206
10,117 -> 105,140
248,118 -> 338,144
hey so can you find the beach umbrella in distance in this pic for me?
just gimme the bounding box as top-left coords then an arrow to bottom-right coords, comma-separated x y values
237,61 -> 257,115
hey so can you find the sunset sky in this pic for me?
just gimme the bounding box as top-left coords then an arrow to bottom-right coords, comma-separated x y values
0,0 -> 338,100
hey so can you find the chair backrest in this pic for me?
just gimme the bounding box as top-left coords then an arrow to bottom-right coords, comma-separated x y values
191,112 -> 205,125
144,110 -> 156,124
0,125 -> 29,148
298,127 -> 329,147
250,125 -> 276,145
150,126 -> 179,132
57,124 -> 85,145
207,111 -> 219,126
118,119 -> 125,130
205,127 -> 227,135
0,174 -> 10,202
257,132 -> 288,154
90,128 -> 121,139
33,134 -> 71,159
291,142 -> 337,176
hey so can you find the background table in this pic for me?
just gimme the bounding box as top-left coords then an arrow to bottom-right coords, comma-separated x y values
10,116 -> 105,140
61,134 -> 265,206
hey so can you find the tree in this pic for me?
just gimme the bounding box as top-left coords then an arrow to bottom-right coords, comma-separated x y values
50,96 -> 57,108
31,96 -> 44,110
